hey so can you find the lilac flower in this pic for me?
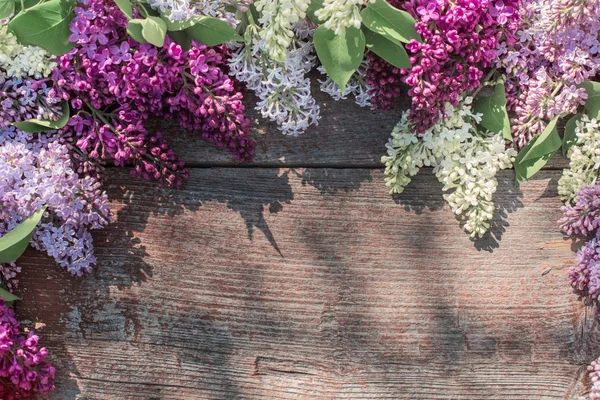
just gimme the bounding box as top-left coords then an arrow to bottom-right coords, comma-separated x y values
52,0 -> 255,188
559,184 -> 600,237
416,3 -> 439,23
0,127 -> 111,276
0,299 -> 55,399
381,0 -> 520,130
489,1 -> 514,25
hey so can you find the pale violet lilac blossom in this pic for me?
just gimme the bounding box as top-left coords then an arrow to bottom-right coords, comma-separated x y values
229,31 -> 320,136
497,0 -> 600,147
147,0 -> 241,25
0,127 -> 111,276
317,57 -> 373,108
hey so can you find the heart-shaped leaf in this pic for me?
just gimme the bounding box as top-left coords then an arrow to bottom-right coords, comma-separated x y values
360,0 -> 420,44
0,0 -> 15,20
113,0 -> 132,19
141,16 -> 167,47
8,0 -> 76,55
0,287 -> 19,307
127,19 -> 147,43
520,116 -> 563,162
579,81 -> 600,119
185,16 -> 242,46
363,28 -> 410,69
314,25 -> 365,93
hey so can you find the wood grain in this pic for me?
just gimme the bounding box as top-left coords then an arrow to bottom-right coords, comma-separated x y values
14,168 -> 596,399
155,88 -> 569,169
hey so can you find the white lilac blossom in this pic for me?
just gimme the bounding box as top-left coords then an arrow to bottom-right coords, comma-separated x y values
255,0 -> 311,62
317,57 -> 373,108
0,127 -> 111,275
382,100 -> 516,238
0,25 -> 56,79
558,115 -> 600,203
229,32 -> 320,136
314,0 -> 373,34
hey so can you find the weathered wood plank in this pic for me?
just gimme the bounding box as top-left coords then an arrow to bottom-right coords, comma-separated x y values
157,89 -> 569,169
14,168 -> 594,399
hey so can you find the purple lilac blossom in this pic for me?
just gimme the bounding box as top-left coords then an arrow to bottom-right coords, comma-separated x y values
560,184 -> 600,237
51,0 -> 255,187
367,0 -> 519,130
0,76 -> 62,127
0,127 -> 111,276
497,0 -> 600,148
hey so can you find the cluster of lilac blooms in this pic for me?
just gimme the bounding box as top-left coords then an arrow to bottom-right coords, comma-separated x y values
365,0 -> 519,131
53,0 -> 255,187
498,0 -> 600,148
0,300 -> 55,399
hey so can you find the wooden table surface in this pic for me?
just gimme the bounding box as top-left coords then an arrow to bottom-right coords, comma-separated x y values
14,92 -> 597,399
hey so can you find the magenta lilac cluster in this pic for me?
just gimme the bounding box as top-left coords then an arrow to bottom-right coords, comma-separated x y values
366,0 -> 519,130
0,300 -> 55,399
399,0 -> 519,131
52,0 -> 254,187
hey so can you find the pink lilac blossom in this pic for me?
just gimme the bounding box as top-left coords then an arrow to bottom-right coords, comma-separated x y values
0,127 -> 111,276
560,184 -> 600,237
0,299 -> 55,399
396,0 -> 519,131
498,0 -> 600,148
51,0 -> 254,187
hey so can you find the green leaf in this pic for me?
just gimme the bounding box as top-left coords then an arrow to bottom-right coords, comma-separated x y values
579,81 -> 600,119
314,25 -> 365,92
514,137 -> 555,184
127,19 -> 147,43
168,29 -> 192,50
473,83 -> 512,141
306,0 -> 324,23
513,116 -> 564,183
0,207 -> 46,264
363,28 -> 410,69
520,116 -> 562,162
162,15 -> 196,31
113,0 -> 132,19
14,0 -> 43,14
0,287 -> 19,306
562,113 -> 584,156
13,102 -> 70,132
185,16 -> 242,46
360,0 -> 420,44
0,0 -> 15,20
7,0 -> 76,56
141,16 -> 167,47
